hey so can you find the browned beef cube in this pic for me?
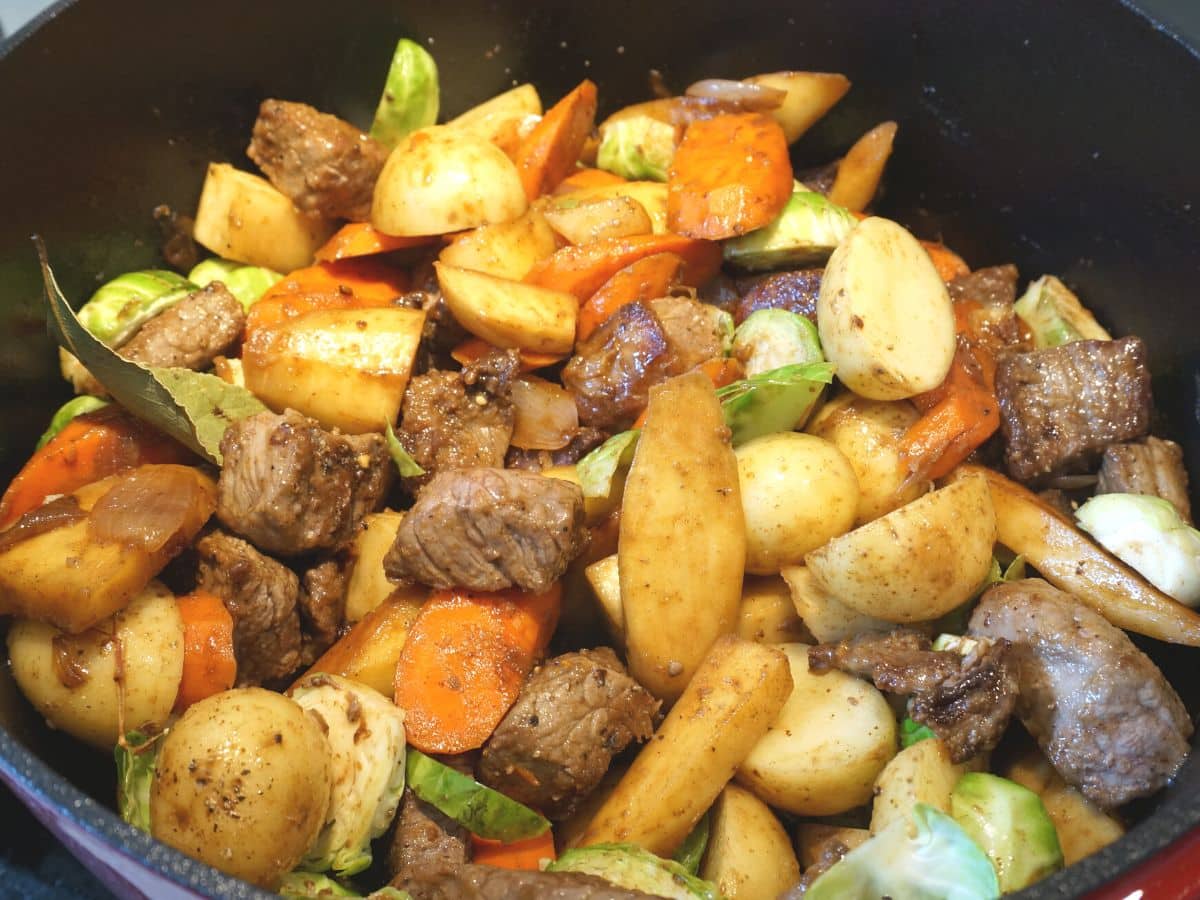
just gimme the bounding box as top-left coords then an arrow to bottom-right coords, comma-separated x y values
1097,436 -> 1192,522
734,268 -> 822,324
120,282 -> 244,371
386,788 -> 471,884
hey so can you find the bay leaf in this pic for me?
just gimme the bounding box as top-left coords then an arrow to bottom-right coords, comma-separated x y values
385,422 -> 426,477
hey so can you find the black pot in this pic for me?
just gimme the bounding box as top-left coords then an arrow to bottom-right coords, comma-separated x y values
1,1 -> 1198,897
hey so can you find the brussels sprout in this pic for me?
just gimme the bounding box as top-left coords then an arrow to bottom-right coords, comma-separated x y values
717,361 -> 836,446
548,843 -> 724,900
723,190 -> 856,271
291,674 -> 407,877
597,116 -> 677,182
114,730 -> 160,834
188,258 -> 282,310
807,803 -> 1000,900
1075,493 -> 1200,606
78,269 -> 197,347
1013,275 -> 1111,348
36,395 -> 108,449
900,717 -> 936,749
577,430 -> 640,502
732,309 -> 823,376
370,38 -> 440,149
385,422 -> 425,477
673,811 -> 711,876
278,873 -> 360,898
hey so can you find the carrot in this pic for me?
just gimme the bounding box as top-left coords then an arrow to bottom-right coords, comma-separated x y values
174,590 -> 236,712
315,222 -> 432,262
921,240 -> 971,283
246,258 -> 410,335
0,407 -> 191,529
514,80 -> 598,200
450,338 -> 565,372
393,584 -> 562,754
576,253 -> 683,341
631,357 -> 745,428
667,112 -> 793,240
526,233 -> 721,302
471,832 -> 556,870
553,167 -> 627,195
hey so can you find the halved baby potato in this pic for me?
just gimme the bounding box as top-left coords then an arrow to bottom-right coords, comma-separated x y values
541,195 -> 653,245
436,262 -> 577,354
438,208 -> 559,280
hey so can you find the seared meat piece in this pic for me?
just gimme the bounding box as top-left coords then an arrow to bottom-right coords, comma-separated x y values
387,789 -> 471,883
397,349 -> 518,489
152,204 -> 199,273
734,269 -> 822,325
649,296 -> 727,372
562,301 -> 677,431
1097,436 -> 1192,522
782,840 -> 853,898
396,865 -> 665,900
970,578 -> 1192,808
809,629 -> 1017,763
194,530 -> 302,685
995,337 -> 1152,483
385,467 -> 587,593
298,555 -> 348,663
948,264 -> 1027,357
479,648 -> 659,820
505,427 -> 607,472
795,161 -> 839,196
396,290 -> 470,373
217,410 -> 391,556
247,99 -> 388,221
119,283 -> 244,371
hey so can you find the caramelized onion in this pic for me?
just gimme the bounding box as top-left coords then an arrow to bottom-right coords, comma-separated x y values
685,79 -> 787,112
89,465 -> 216,553
510,376 -> 579,451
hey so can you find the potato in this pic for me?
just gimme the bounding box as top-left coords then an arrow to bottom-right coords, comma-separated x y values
702,783 -> 800,899
436,262 -> 576,355
193,163 -> 333,272
558,180 -> 670,234
584,553 -> 624,649
805,475 -> 997,623
736,432 -> 859,574
243,306 -> 424,434
828,122 -> 899,213
344,511 -> 426,623
7,581 -> 183,749
738,575 -> 811,644
795,823 -> 870,868
541,195 -> 653,245
736,643 -> 896,816
579,636 -> 792,855
151,688 -> 331,888
619,372 -> 745,699
817,217 -> 955,400
543,463 -> 620,525
447,83 -> 542,155
870,738 -> 966,834
438,209 -> 558,280
806,392 -> 927,524
371,126 -> 527,236
779,565 -> 894,643
304,593 -> 426,698
744,72 -> 851,144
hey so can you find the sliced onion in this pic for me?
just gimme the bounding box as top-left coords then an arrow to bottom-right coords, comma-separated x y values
510,376 -> 579,451
89,465 -> 216,553
685,79 -> 787,112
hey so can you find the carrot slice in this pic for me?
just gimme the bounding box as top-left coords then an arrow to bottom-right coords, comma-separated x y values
0,407 -> 191,529
667,112 -> 793,240
450,338 -> 565,372
471,832 -> 557,870
514,80 -> 598,200
315,222 -> 433,262
246,258 -> 410,335
526,233 -> 721,302
921,241 -> 971,283
576,252 -> 683,341
174,590 -> 237,712
393,585 -> 561,754
554,167 -> 628,195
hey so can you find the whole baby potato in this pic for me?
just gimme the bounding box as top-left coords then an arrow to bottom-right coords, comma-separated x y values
150,688 -> 332,889
736,432 -> 860,574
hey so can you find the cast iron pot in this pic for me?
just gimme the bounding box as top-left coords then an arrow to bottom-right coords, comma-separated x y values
1,1 -> 1198,897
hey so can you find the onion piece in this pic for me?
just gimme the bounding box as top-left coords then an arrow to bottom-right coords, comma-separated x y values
685,79 -> 787,112
89,464 -> 216,553
511,375 -> 579,450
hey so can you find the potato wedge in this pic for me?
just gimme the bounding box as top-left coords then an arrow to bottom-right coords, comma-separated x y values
435,262 -> 577,355
579,636 -> 792,855
805,475 -> 996,623
870,738 -> 966,834
542,195 -> 653,245
584,553 -> 624,649
557,181 -> 670,234
828,122 -> 898,212
371,126 -> 528,236
438,209 -> 558,280
447,83 -> 543,155
744,72 -> 851,144
817,217 -> 956,400
302,593 -> 426,698
193,163 -> 334,272
619,371 -> 745,699
795,824 -> 870,868
779,565 -> 894,643
345,511 -> 427,623
736,643 -> 896,816
243,306 -> 425,434
702,783 -> 800,899
738,575 -> 811,644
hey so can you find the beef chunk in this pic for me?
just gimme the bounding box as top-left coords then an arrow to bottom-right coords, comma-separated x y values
995,337 -> 1152,483
152,204 -> 199,273
948,264 -> 1027,357
809,629 -> 1017,763
385,467 -> 586,593
397,865 -> 665,900
119,283 -> 244,371
782,840 -> 852,898
562,301 -> 677,431
387,789 -> 471,884
734,269 -> 822,325
1097,436 -> 1192,522
299,555 -> 348,663
194,530 -> 302,685
217,410 -> 391,556
247,99 -> 388,221
505,427 -> 607,472
397,349 -> 518,489
396,290 -> 470,373
795,160 -> 839,196
480,649 -> 659,820
970,578 -> 1192,807
649,296 -> 727,372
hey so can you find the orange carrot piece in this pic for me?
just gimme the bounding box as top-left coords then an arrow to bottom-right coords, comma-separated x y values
514,80 -> 598,200
667,112 -> 793,240
174,590 -> 236,712
246,258 -> 410,335
450,338 -> 565,372
899,385 -> 999,481
526,233 -> 721,302
315,222 -> 433,262
921,241 -> 971,283
471,832 -> 557,870
577,253 -> 684,341
0,407 -> 191,529
393,585 -> 562,754
554,167 -> 628,195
